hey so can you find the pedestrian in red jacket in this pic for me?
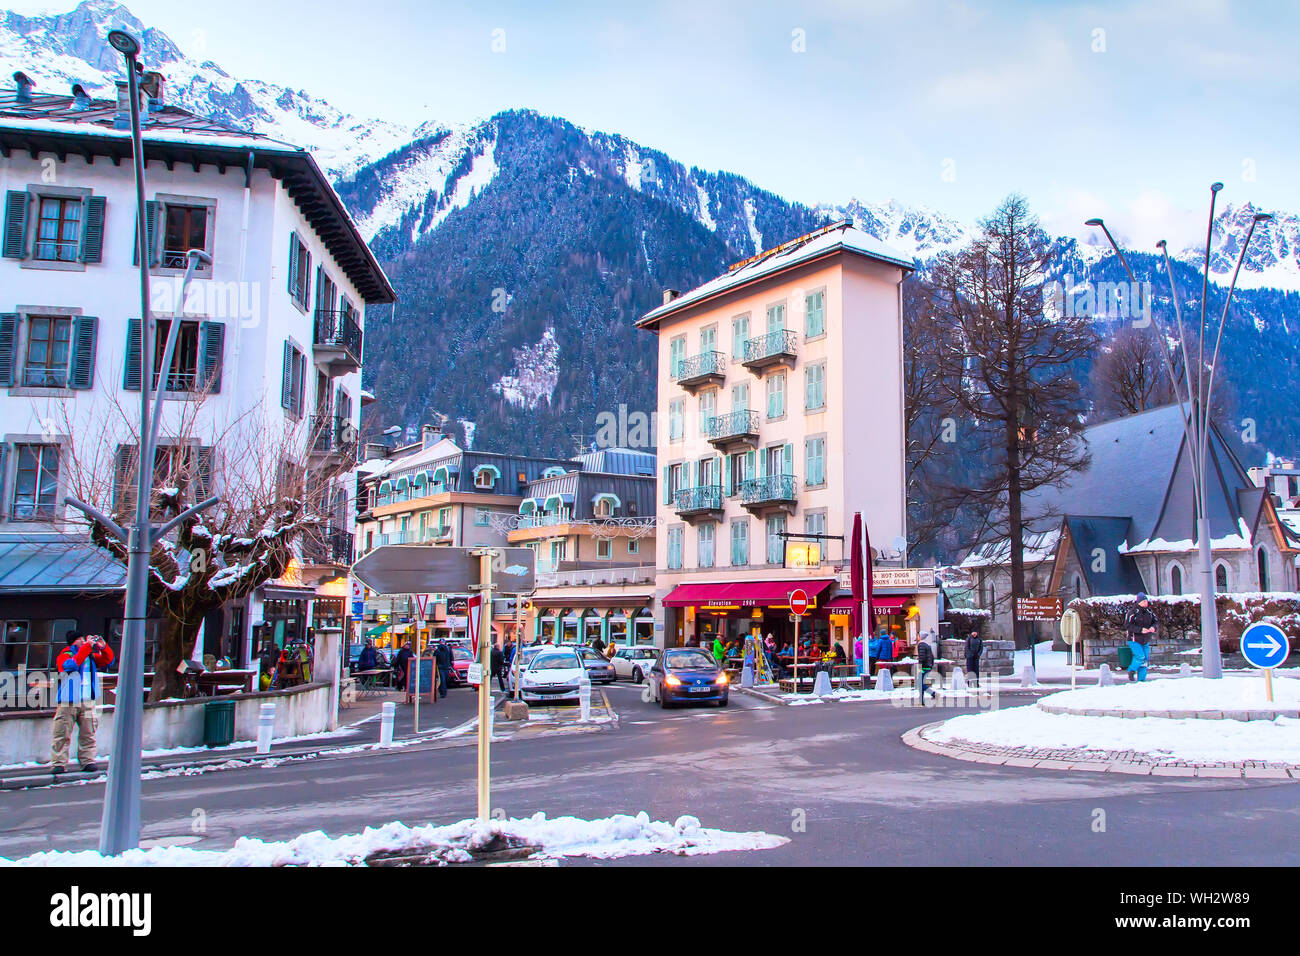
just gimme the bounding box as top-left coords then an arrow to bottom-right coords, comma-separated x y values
51,631 -> 114,774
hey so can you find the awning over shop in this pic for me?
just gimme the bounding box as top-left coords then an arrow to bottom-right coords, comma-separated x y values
868,596 -> 912,614
663,579 -> 834,609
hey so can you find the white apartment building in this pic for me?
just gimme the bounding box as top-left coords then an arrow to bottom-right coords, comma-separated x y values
637,222 -> 940,655
0,72 -> 394,676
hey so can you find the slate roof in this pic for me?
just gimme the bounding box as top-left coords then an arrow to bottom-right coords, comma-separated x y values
1060,516 -> 1146,594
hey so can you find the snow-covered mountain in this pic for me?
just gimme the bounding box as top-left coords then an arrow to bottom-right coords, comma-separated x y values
0,0 -> 413,177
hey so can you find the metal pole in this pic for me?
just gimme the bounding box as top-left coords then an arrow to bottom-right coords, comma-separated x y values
412,601 -> 420,734
99,34 -> 150,856
513,598 -> 524,700
476,553 -> 494,820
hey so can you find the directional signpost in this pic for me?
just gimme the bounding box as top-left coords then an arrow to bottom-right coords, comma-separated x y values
789,589 -> 809,695
352,545 -> 536,819
1240,621 -> 1290,703
413,593 -> 430,730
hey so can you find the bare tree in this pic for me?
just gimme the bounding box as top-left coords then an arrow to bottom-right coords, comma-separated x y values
927,195 -> 1098,648
52,384 -> 344,701
1089,322 -> 1174,420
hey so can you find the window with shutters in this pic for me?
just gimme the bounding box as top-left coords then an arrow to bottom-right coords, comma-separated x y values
805,435 -> 826,487
288,233 -> 311,310
110,442 -> 208,518
730,519 -> 749,567
668,335 -> 686,379
152,320 -> 201,391
160,203 -> 209,270
22,316 -> 71,388
765,514 -> 786,565
281,342 -> 307,417
33,197 -> 81,262
731,314 -> 750,359
667,526 -> 684,570
766,372 -> 786,420
805,362 -> 826,412
698,521 -> 715,569
11,444 -> 60,520
597,537 -> 613,560
805,289 -> 826,339
668,398 -> 684,442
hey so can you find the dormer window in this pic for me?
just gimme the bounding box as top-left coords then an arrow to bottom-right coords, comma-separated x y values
592,493 -> 620,518
474,464 -> 500,490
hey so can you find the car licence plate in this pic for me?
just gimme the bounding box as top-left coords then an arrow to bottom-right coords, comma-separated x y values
688,685 -> 710,694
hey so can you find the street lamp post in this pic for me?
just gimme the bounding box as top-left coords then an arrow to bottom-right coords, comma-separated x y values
62,29 -> 220,855
1086,189 -> 1271,680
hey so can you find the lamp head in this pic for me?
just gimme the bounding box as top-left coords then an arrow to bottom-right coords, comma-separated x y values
107,29 -> 140,57
187,249 -> 212,266
1156,239 -> 1167,250
1254,212 -> 1274,223
1210,182 -> 1224,193
1084,218 -> 1104,227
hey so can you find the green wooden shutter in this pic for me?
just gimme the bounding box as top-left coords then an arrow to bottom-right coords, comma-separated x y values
79,195 -> 107,264
723,455 -> 732,496
123,318 -> 143,390
199,321 -> 224,393
281,341 -> 293,409
302,249 -> 312,308
196,446 -> 215,501
69,316 -> 97,389
133,200 -> 159,266
0,313 -> 17,386
113,444 -> 137,514
2,191 -> 29,259
783,443 -> 793,477
287,234 -> 299,299
662,465 -> 672,505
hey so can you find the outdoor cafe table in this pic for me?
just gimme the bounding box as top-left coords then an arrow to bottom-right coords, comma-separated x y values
352,669 -> 393,696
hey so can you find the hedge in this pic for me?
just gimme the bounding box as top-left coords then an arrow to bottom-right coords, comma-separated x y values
945,607 -> 992,638
1066,593 -> 1300,652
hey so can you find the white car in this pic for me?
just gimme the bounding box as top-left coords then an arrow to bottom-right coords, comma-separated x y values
610,645 -> 661,684
518,649 -> 586,704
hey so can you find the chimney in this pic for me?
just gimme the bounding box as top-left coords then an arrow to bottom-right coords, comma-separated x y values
114,65 -> 147,130
141,71 -> 165,112
662,289 -> 681,305
421,424 -> 443,448
13,71 -> 34,104
71,83 -> 90,110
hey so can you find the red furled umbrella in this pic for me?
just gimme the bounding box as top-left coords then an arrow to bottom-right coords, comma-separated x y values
863,518 -> 878,637
849,513 -> 864,639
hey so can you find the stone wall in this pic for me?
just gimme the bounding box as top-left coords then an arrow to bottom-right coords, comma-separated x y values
1082,635 -> 1198,670
941,638 -> 1015,676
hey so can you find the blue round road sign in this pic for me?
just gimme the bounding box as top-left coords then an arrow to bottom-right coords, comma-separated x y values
1240,622 -> 1290,670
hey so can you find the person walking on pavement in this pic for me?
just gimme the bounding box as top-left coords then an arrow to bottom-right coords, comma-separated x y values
392,640 -> 413,696
1125,593 -> 1158,682
491,641 -> 507,692
592,633 -> 606,655
711,635 -> 726,666
964,628 -> 984,687
916,635 -> 938,705
51,631 -> 114,774
433,639 -> 453,698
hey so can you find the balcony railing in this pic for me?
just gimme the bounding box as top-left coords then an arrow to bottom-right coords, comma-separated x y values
304,527 -> 354,565
313,309 -> 363,369
373,525 -> 450,548
674,484 -> 723,516
309,415 -> 357,460
535,565 -> 656,589
674,350 -> 727,390
741,329 -> 799,371
703,408 -> 760,448
740,474 -> 798,508
515,511 -> 572,530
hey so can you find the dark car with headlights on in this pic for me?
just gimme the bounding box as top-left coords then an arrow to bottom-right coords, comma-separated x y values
649,647 -> 729,708
577,647 -> 616,684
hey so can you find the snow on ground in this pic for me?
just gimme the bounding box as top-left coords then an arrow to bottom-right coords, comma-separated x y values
1014,641 -> 1096,679
1043,675 -> 1300,713
1,813 -> 787,867
930,705 -> 1300,764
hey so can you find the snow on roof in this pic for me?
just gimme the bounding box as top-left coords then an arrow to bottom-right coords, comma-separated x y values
959,529 -> 1061,569
637,221 -> 914,329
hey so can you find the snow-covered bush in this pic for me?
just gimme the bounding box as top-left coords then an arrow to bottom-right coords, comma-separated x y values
1067,593 -> 1300,652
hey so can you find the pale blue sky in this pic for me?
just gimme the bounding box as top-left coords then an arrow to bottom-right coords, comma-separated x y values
12,0 -> 1297,245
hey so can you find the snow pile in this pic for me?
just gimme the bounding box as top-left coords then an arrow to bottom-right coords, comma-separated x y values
929,705 -> 1300,764
493,328 -> 560,409
1,812 -> 786,867
1043,675 -> 1300,714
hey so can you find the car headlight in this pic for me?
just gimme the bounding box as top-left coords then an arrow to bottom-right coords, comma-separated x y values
715,673 -> 728,685
664,675 -> 682,686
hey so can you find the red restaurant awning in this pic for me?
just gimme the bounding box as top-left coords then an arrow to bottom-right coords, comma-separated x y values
663,579 -> 835,610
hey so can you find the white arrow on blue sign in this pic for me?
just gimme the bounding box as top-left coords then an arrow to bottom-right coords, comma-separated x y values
1240,622 -> 1290,670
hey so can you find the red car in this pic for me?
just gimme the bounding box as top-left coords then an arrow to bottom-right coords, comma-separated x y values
449,645 -> 474,685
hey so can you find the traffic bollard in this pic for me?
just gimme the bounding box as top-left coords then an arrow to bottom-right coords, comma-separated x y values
379,701 -> 395,747
256,701 -> 275,754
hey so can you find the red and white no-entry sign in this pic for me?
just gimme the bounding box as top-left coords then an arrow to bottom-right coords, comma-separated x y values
789,589 -> 810,616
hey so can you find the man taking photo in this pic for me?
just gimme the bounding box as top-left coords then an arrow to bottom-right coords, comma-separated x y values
51,631 -> 115,774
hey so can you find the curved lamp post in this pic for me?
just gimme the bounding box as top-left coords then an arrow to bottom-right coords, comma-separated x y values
1086,190 -> 1272,679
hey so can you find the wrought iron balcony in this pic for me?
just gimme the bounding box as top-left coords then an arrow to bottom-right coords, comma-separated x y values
308,415 -> 358,462
313,309 -> 363,372
741,329 -> 799,373
674,350 -> 727,392
674,484 -> 724,518
703,408 -> 760,449
740,474 -> 798,511
303,527 -> 354,565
